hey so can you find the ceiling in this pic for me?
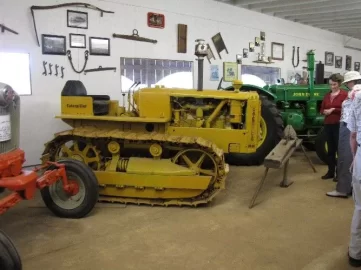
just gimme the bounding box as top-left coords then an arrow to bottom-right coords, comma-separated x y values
214,0 -> 361,40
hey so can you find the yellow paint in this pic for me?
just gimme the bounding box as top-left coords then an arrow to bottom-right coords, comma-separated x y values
61,96 -> 94,115
292,92 -> 319,97
45,83 -> 263,206
95,171 -> 211,191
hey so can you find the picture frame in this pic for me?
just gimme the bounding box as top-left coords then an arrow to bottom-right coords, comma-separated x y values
346,55 -> 352,71
355,62 -> 360,72
41,34 -> 66,55
223,62 -> 238,82
243,48 -> 249,58
255,37 -> 260,46
249,42 -> 255,52
335,56 -> 342,68
89,37 -> 110,56
271,42 -> 284,61
147,12 -> 165,29
67,10 -> 88,29
260,31 -> 265,41
69,33 -> 86,48
210,65 -> 220,81
325,51 -> 334,66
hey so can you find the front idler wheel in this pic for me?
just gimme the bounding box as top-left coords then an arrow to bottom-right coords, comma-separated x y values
40,159 -> 99,219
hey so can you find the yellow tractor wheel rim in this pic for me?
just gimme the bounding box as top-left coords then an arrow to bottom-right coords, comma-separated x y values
257,117 -> 267,148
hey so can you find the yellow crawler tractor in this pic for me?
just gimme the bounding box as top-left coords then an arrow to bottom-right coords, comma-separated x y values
41,40 -> 262,207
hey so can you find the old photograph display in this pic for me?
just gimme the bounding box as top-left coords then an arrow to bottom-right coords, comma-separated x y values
67,10 -> 88,29
89,37 -> 110,56
70,33 -> 86,48
41,34 -> 66,55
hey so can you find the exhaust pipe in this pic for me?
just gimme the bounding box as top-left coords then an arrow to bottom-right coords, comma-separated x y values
194,39 -> 208,91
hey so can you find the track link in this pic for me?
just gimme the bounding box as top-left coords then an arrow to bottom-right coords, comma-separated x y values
42,126 -> 229,207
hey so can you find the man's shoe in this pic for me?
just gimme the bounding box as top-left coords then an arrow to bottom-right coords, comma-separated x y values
321,173 -> 334,179
349,254 -> 361,267
326,190 -> 348,198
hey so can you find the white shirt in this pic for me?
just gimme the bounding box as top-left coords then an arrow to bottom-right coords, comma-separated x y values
341,98 -> 353,124
347,92 -> 361,180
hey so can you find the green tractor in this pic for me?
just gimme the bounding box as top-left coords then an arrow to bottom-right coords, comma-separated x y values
221,50 -> 348,166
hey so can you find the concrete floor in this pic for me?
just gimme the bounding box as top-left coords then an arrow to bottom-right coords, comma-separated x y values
0,151 -> 358,270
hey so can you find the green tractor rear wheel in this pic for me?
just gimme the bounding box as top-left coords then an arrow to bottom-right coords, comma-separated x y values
227,96 -> 284,166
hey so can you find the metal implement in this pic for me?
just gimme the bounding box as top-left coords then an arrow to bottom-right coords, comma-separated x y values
292,46 -> 300,68
40,40 -> 270,207
61,67 -> 65,79
55,64 -> 59,76
67,50 -> 89,74
49,63 -> 53,75
0,82 -> 99,270
84,66 -> 116,75
30,3 -> 114,46
0,24 -> 19,35
219,50 -> 349,166
42,61 -> 47,76
113,29 -> 157,44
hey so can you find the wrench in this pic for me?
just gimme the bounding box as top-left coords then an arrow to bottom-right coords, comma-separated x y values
49,63 -> 53,75
55,64 -> 59,76
61,66 -> 65,79
42,61 -> 47,76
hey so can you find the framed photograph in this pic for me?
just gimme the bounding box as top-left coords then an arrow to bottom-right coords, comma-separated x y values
67,10 -> 88,29
89,37 -> 110,56
223,62 -> 238,82
260,31 -> 265,41
147,12 -> 165,29
210,65 -> 220,81
355,62 -> 360,72
346,55 -> 352,71
335,56 -> 342,68
41,34 -> 66,55
243,48 -> 248,58
325,51 -> 334,66
255,37 -> 260,46
271,42 -> 284,61
249,42 -> 255,52
69,33 -> 86,48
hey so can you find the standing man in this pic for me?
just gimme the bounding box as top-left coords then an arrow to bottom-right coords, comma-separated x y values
347,85 -> 361,267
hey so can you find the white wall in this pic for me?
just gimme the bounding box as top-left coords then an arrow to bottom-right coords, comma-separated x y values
1,0 -> 361,165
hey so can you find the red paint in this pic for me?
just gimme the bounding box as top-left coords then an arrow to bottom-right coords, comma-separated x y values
147,12 -> 165,29
0,149 -> 77,215
320,90 -> 348,124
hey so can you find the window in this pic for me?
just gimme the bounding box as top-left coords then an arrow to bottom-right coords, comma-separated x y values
241,65 -> 281,86
0,52 -> 32,95
120,57 -> 193,91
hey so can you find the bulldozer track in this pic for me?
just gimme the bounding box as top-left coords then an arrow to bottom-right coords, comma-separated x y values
42,126 -> 229,207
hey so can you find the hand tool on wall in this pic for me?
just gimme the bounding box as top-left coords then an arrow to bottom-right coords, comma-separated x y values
55,64 -> 59,76
211,32 -> 228,59
49,63 -> 53,75
0,24 -> 19,35
292,46 -> 300,68
84,66 -> 117,75
67,50 -> 89,73
113,29 -> 157,44
42,61 -> 47,76
30,3 -> 114,46
61,67 -> 65,79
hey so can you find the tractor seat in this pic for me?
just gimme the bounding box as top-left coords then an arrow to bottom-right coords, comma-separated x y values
61,80 -> 110,115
